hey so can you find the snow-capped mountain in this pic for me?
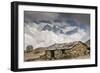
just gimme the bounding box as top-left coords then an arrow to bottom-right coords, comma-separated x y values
27,20 -> 79,35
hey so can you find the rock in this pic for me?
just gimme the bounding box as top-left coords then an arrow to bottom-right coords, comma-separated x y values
26,45 -> 33,53
85,40 -> 90,47
24,41 -> 90,61
54,50 -> 62,59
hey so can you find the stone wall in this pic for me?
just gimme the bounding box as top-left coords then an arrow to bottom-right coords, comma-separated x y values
24,41 -> 90,61
40,42 -> 90,60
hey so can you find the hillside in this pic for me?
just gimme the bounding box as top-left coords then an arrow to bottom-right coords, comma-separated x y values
24,41 -> 90,61
85,40 -> 90,47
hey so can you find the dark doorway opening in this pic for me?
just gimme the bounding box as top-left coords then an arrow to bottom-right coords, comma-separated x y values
50,50 -> 55,59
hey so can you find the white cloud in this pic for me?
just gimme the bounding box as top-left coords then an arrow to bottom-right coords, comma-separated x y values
62,26 -> 77,33
24,23 -> 89,50
25,26 -> 66,50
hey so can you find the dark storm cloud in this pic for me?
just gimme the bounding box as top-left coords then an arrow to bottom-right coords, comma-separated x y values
57,13 -> 90,25
24,11 -> 60,23
24,11 -> 90,25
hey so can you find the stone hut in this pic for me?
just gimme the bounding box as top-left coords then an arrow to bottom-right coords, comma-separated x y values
24,41 -> 90,61
40,41 -> 90,60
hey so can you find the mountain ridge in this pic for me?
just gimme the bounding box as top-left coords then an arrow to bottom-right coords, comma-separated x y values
35,41 -> 87,50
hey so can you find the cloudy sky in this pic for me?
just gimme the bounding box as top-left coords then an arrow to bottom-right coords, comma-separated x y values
24,11 -> 90,50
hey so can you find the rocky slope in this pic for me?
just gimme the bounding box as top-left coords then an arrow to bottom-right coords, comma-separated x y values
24,41 -> 90,61
85,40 -> 90,47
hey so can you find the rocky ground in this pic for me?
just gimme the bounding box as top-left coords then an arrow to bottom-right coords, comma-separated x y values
24,41 -> 90,62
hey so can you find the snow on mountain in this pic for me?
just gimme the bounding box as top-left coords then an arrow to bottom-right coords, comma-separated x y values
24,11 -> 90,50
